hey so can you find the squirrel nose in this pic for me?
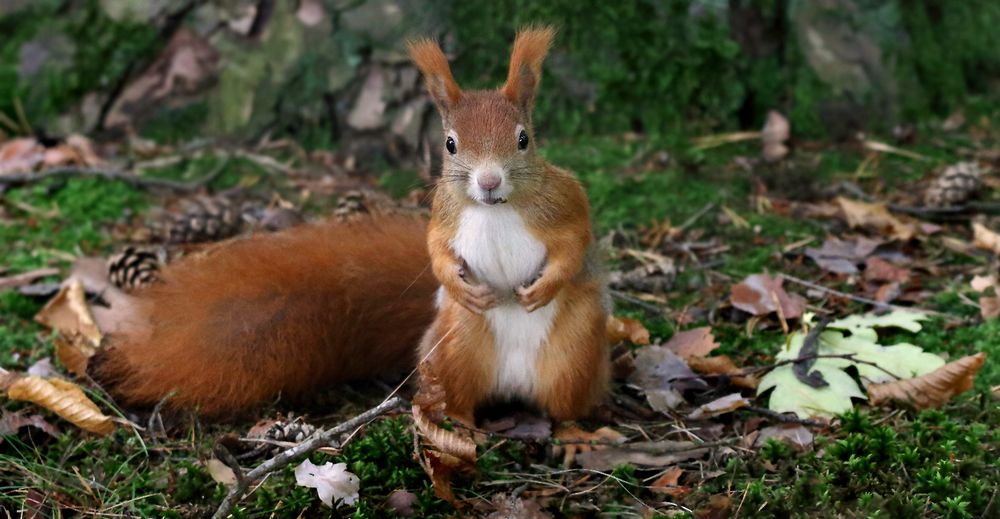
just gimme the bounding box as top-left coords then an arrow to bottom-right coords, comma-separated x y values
477,171 -> 501,191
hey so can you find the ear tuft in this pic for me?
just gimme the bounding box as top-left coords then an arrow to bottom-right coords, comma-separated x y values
502,25 -> 556,114
407,38 -> 462,112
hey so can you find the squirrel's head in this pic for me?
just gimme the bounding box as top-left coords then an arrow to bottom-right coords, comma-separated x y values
409,26 -> 555,206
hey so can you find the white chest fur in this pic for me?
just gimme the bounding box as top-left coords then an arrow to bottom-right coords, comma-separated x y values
452,205 -> 557,399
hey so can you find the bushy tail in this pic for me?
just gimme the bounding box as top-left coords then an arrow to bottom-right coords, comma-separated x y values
91,215 -> 437,417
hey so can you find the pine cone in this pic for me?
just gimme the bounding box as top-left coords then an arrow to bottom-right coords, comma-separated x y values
161,195 -> 244,243
108,246 -> 165,291
924,161 -> 983,208
333,190 -> 370,221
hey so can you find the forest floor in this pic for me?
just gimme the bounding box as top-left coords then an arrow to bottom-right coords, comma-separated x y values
1,100 -> 999,518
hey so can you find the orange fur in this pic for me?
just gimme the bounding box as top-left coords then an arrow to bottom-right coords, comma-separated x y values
502,26 -> 556,110
407,39 -> 463,109
415,26 -> 609,423
91,215 -> 438,417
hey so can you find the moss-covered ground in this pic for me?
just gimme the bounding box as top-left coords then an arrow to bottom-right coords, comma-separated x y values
2,98 -> 999,517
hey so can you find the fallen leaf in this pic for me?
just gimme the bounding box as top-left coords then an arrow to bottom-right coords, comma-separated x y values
835,197 -> 917,241
972,222 -> 1000,255
575,441 -> 709,470
295,460 -> 359,507
864,257 -> 910,283
552,425 -> 625,467
205,458 -> 237,486
731,273 -> 805,319
804,236 -> 883,275
26,358 -> 57,378
484,494 -> 553,519
606,315 -> 651,345
0,137 -> 44,174
867,353 -> 986,409
34,279 -> 102,347
664,327 -> 719,359
695,494 -> 732,519
971,275 -> 996,293
53,333 -> 96,377
0,411 -> 60,439
386,490 -> 418,517
629,346 -> 703,414
688,393 -> 750,419
413,361 -> 447,423
753,424 -> 814,451
481,412 -> 551,441
5,375 -> 114,435
420,449 -> 467,505
650,467 -> 688,497
980,296 -> 1000,320
687,355 -> 759,389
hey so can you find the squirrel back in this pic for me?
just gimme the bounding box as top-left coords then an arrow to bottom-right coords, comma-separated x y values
91,214 -> 437,416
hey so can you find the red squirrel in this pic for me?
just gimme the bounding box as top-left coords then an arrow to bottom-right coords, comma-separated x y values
92,26 -> 610,424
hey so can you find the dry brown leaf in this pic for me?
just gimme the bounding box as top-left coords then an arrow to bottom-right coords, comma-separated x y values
34,279 -> 102,347
971,275 -> 996,293
0,411 -> 60,439
730,273 -> 805,319
412,404 -> 476,464
606,315 -> 651,345
696,494 -> 733,519
686,355 -> 759,389
688,393 -> 750,419
552,425 -> 625,467
664,326 -> 719,359
867,352 -> 986,409
836,197 -> 917,241
650,467 -> 688,497
205,458 -> 237,486
6,375 -> 115,435
575,441 -> 709,470
864,257 -> 911,283
981,297 -> 1000,320
419,449 -> 467,505
0,137 -> 44,174
54,333 -> 97,377
972,222 -> 1000,255
414,361 -> 447,423
753,424 -> 814,451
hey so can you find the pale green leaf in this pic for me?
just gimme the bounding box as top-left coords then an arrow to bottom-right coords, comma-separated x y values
828,310 -> 927,341
818,331 -> 944,384
758,363 -> 864,418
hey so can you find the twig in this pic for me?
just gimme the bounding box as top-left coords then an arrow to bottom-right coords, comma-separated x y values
793,316 -> 831,388
214,443 -> 248,488
677,202 -> 716,231
741,406 -> 824,427
0,267 -> 59,290
212,396 -> 404,519
779,273 -> 952,318
609,289 -> 664,315
0,158 -> 229,193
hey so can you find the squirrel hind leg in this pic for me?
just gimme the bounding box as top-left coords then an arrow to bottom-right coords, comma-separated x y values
533,282 -> 610,422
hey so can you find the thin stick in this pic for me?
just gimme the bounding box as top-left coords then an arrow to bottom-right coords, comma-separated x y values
609,289 -> 663,315
0,159 -> 229,193
212,396 -> 404,519
779,273 -> 952,318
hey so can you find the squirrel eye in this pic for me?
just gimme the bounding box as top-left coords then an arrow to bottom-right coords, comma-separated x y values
445,136 -> 457,155
517,130 -> 529,150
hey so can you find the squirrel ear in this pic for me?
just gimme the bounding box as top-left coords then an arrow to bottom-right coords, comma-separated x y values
408,39 -> 463,114
502,26 -> 556,115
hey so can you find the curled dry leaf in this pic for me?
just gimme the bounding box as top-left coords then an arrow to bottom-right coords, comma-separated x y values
650,466 -> 688,497
688,393 -> 750,419
552,425 -> 626,467
730,273 -> 805,319
867,352 -> 986,409
664,326 -> 719,359
205,458 -> 237,486
54,333 -> 97,377
972,222 -> 1000,255
606,315 -> 651,345
34,279 -> 102,347
687,355 -> 759,389
5,375 -> 114,435
412,404 -> 476,464
835,197 -> 917,241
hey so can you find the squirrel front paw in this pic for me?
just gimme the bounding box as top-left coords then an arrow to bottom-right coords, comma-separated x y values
516,278 -> 558,312
454,282 -> 498,314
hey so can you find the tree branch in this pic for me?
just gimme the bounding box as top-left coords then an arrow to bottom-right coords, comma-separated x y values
212,396 -> 404,519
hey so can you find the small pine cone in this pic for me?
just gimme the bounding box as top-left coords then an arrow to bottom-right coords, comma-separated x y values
108,246 -> 165,291
162,195 -> 243,243
924,161 -> 983,208
333,190 -> 370,221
